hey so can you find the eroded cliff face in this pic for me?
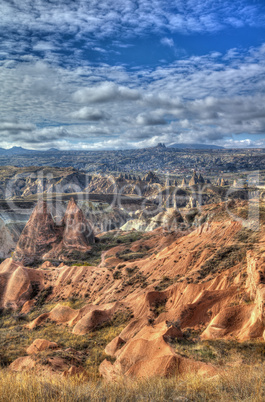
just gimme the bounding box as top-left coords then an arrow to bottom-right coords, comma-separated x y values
13,198 -> 95,265
1,167 -> 88,199
200,248 -> 265,341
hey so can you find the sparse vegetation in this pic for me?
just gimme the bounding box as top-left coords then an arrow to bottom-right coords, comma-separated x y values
173,336 -> 265,366
71,262 -> 94,267
151,298 -> 167,317
117,251 -> 147,261
154,276 -> 179,291
0,305 -> 131,377
71,231 -> 145,265
100,231 -> 144,246
0,364 -> 265,401
235,228 -> 259,244
198,245 -> 246,280
36,286 -> 53,307
113,270 -> 122,279
2,186 -> 265,401
123,271 -> 148,288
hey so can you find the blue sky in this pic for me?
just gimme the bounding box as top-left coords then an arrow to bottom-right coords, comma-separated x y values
0,0 -> 265,150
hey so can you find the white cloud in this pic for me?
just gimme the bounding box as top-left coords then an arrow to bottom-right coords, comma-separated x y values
160,37 -> 174,47
73,82 -> 141,103
32,41 -> 58,51
71,107 -> 110,121
0,0 -> 263,46
0,41 -> 265,149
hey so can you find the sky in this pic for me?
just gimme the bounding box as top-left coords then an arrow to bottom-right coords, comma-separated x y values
1,0 -> 265,150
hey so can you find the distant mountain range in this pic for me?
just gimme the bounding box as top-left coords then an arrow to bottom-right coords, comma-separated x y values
168,143 -> 224,150
0,147 -> 60,155
0,147 -> 33,155
0,144 -> 224,155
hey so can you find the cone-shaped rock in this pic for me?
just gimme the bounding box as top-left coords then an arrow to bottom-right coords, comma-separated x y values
181,178 -> 187,188
13,198 -> 95,265
189,172 -> 198,187
145,171 -> 158,183
63,198 -> 95,249
13,201 -> 59,266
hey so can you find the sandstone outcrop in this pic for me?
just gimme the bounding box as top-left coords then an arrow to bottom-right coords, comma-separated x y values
26,339 -> 58,354
189,171 -> 199,186
100,322 -> 216,379
198,173 -> 205,184
12,201 -> 59,265
10,342 -> 86,376
144,171 -> 159,183
0,218 -> 21,258
216,177 -> 228,186
13,198 -> 95,265
202,251 -> 265,340
27,301 -> 121,333
145,208 -> 183,231
0,258 -> 43,309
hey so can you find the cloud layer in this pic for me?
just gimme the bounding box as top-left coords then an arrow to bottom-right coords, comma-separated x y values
1,0 -> 262,39
0,0 -> 265,149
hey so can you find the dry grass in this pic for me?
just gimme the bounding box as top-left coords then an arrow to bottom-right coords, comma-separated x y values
0,365 -> 264,401
0,306 -> 131,376
173,337 -> 265,366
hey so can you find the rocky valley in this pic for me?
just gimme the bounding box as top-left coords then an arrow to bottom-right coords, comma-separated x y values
0,187 -> 264,390
0,160 -> 264,400
0,164 -> 262,260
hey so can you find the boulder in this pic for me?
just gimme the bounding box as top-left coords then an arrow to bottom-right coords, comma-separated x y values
26,339 -> 58,355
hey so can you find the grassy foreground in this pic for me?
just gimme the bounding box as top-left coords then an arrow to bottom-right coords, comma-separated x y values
1,305 -> 265,401
0,306 -> 132,378
0,365 -> 264,402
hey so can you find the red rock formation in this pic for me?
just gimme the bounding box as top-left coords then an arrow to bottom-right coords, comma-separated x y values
27,301 -> 120,332
13,198 -> 95,265
26,339 -> 58,355
99,322 -> 216,379
13,201 -> 59,266
62,197 -> 95,249
6,200 -> 265,379
0,258 -> 44,309
10,344 -> 86,376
